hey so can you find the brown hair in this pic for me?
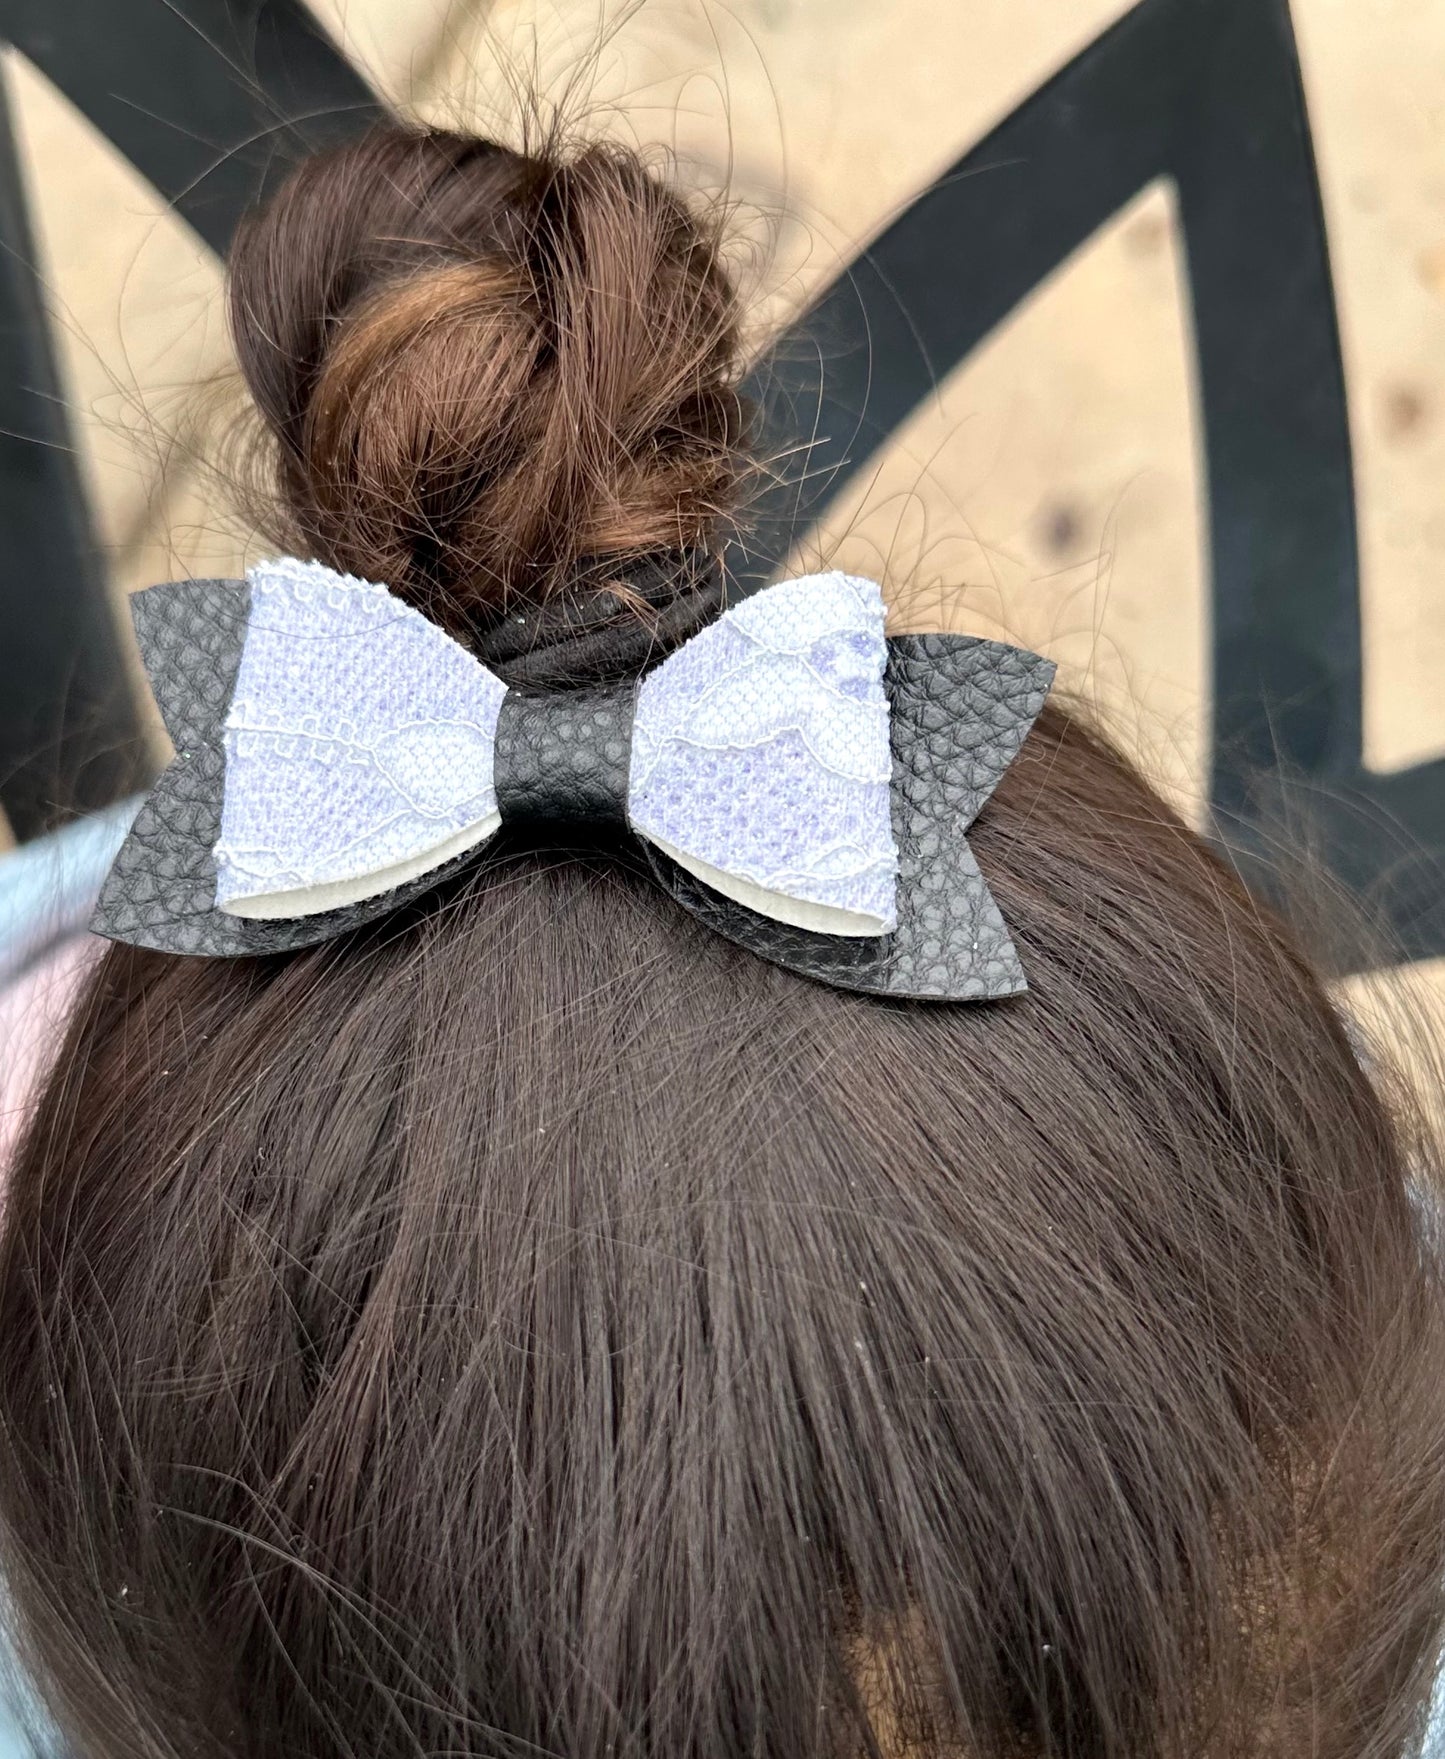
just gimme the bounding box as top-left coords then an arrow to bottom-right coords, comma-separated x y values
227,125 -> 747,636
1,123 -> 1443,1759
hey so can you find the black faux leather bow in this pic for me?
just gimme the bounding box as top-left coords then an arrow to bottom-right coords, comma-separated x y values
93,568 -> 1054,1001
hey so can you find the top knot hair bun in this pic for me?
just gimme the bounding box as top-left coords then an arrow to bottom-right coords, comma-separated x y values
227,127 -> 750,645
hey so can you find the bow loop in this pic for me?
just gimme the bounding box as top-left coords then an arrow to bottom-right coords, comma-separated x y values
212,558 -> 507,922
628,573 -> 897,937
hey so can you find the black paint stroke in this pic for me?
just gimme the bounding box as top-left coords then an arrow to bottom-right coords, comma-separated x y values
1,0 -> 384,253
737,0 -> 1442,967
0,0 -> 382,834
0,76 -> 146,838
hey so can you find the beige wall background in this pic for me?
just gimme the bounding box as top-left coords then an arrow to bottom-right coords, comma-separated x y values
4,0 -> 1444,1040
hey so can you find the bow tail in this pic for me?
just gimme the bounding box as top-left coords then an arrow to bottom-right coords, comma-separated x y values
643,634 -> 1054,1001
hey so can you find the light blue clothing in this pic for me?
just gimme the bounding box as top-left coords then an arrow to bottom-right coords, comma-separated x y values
0,796 -> 139,989
0,1624 -> 61,1755
1427,1656 -> 1445,1755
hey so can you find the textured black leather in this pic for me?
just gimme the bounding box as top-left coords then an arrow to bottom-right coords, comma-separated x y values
473,550 -> 724,687
495,686 -> 635,829
644,635 -> 1055,999
91,580 -> 484,957
94,587 -> 1054,999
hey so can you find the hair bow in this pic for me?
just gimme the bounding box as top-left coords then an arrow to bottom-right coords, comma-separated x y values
94,558 -> 1054,1000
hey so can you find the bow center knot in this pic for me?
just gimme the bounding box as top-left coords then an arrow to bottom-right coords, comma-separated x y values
493,684 -> 637,830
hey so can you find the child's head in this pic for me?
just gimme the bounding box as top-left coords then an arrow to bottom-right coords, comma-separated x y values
2,125 -> 1443,1759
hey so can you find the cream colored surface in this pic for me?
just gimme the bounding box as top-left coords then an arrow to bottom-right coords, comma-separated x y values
3,49 -> 235,594
3,0 -> 1443,1010
1338,953 -> 1445,1140
395,0 -> 1138,329
816,180 -> 1204,818
1292,0 -> 1445,777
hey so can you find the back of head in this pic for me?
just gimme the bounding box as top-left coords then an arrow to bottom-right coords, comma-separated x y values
1,123 -> 1443,1759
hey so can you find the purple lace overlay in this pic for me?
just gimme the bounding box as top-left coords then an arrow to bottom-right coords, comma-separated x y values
214,559 -> 506,915
211,560 -> 898,935
628,572 -> 898,934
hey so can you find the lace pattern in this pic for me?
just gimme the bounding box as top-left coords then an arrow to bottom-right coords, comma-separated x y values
628,572 -> 898,931
211,560 -> 897,934
214,559 -> 505,911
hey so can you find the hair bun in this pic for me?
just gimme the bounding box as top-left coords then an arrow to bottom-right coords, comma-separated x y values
228,126 -> 749,648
